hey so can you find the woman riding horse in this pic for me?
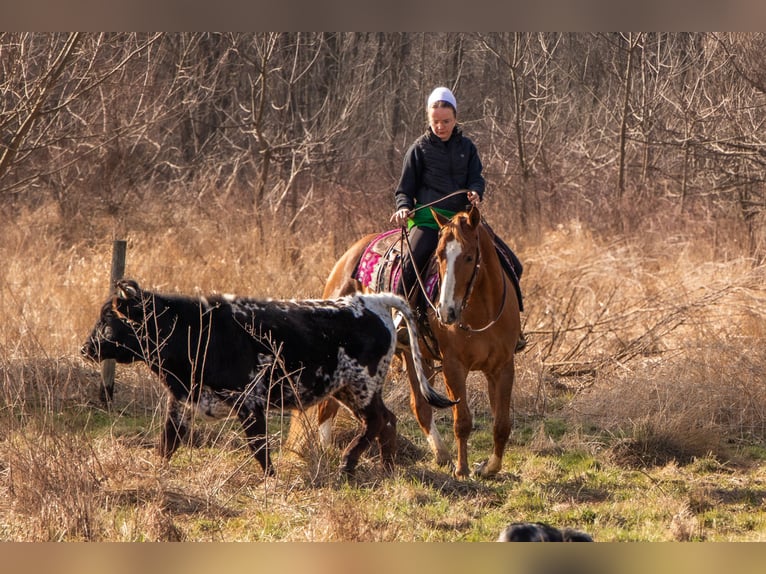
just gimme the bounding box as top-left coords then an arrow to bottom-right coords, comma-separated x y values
391,86 -> 525,350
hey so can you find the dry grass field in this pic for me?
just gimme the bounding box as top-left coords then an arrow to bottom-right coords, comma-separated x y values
1,194 -> 765,542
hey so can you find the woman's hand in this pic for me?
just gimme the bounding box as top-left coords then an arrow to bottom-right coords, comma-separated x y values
467,191 -> 481,206
390,208 -> 411,227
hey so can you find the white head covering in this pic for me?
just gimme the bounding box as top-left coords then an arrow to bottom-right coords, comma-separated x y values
427,86 -> 457,112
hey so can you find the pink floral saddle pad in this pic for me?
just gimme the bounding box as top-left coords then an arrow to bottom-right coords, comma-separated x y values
353,229 -> 438,299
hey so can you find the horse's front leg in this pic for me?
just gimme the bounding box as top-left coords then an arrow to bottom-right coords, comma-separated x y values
316,397 -> 341,448
402,350 -> 450,467
475,361 -> 515,478
440,360 -> 471,478
284,398 -> 339,453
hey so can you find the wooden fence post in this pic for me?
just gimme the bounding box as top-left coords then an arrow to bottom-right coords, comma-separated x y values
100,239 -> 127,406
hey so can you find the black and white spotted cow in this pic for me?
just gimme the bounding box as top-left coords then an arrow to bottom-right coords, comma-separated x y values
81,279 -> 454,476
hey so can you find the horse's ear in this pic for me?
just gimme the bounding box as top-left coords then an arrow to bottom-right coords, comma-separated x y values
431,208 -> 451,229
115,278 -> 140,300
468,204 -> 481,228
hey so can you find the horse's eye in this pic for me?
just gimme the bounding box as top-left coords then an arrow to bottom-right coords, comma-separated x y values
465,254 -> 474,263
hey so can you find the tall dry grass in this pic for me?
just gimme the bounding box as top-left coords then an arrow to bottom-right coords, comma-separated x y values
518,220 -> 766,463
1,190 -> 765,540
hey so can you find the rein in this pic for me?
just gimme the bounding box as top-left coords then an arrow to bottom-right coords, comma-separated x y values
453,217 -> 508,333
458,250 -> 508,333
405,190 -> 468,217
397,189 -> 472,318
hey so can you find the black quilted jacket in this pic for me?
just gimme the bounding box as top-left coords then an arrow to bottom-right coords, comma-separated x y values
394,126 -> 485,213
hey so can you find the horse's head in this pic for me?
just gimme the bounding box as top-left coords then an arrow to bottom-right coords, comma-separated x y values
432,206 -> 481,325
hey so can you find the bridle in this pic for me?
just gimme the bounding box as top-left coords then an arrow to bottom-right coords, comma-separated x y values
449,223 -> 508,333
400,204 -> 508,333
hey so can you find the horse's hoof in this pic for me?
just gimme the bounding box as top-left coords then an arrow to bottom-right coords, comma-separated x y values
473,459 -> 500,478
453,465 -> 471,479
435,453 -> 453,467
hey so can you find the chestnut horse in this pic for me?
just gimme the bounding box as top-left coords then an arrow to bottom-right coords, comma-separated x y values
313,206 -> 521,478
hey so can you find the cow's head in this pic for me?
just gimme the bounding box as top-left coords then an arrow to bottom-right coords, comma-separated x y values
81,279 -> 153,364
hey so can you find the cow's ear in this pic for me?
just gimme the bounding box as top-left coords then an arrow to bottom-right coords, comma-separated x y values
115,279 -> 140,300
110,296 -> 128,319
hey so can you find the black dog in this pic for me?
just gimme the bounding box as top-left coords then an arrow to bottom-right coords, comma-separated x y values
497,522 -> 593,542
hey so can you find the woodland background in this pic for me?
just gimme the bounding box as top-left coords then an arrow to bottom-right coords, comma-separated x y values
2,32 -> 765,252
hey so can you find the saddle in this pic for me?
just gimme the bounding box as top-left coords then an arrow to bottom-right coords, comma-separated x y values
354,226 -> 523,312
352,226 -> 525,357
353,229 -> 439,301
353,229 -> 441,356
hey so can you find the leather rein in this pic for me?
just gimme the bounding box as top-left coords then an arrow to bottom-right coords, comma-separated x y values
453,227 -> 508,333
400,202 -> 508,333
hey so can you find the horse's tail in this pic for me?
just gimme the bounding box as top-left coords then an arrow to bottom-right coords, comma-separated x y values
381,295 -> 457,409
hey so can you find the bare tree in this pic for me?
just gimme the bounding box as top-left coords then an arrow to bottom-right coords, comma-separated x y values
2,32 -> 765,249
0,33 -> 82,189
617,33 -> 642,201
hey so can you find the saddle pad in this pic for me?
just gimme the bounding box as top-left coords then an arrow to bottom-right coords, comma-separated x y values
354,229 -> 439,299
355,229 -> 400,292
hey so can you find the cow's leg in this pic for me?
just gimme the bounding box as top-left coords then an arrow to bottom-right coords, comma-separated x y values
475,361 -> 515,478
402,350 -> 450,466
440,360 -> 472,478
377,403 -> 398,472
338,393 -> 388,475
159,396 -> 189,459
236,403 -> 274,476
316,397 -> 341,448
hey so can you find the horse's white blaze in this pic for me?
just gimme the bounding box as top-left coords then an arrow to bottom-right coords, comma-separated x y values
438,238 -> 462,321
